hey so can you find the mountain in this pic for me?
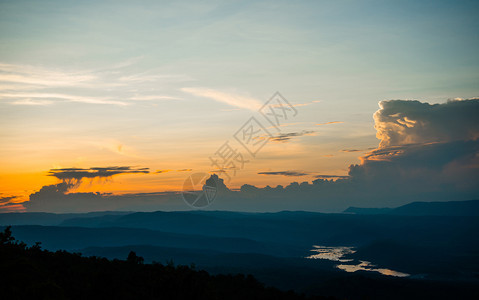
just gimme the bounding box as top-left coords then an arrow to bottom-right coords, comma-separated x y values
0,211 -> 131,226
343,207 -> 393,214
389,199 -> 479,216
343,199 -> 479,216
7,225 -> 301,256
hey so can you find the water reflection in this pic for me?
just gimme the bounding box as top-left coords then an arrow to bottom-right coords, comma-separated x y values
337,260 -> 409,277
306,245 -> 409,277
306,245 -> 355,262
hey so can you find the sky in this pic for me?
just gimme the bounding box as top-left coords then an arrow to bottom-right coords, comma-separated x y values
0,0 -> 478,212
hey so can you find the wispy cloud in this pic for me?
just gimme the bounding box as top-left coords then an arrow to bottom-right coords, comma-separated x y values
129,95 -> 181,101
341,148 -> 375,153
0,61 -> 181,106
269,130 -> 316,142
314,174 -> 349,179
181,87 -> 262,111
119,73 -> 191,83
10,99 -> 54,106
3,92 -> 129,106
258,171 -> 309,177
316,121 -> 344,126
279,100 -> 321,108
258,170 -> 348,179
156,169 -> 192,174
0,63 -> 96,87
0,195 -> 17,204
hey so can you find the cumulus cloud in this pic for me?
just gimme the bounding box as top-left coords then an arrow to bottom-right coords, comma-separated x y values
373,99 -> 479,148
219,99 -> 479,211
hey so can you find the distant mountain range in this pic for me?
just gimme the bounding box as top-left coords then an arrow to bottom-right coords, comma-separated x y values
343,199 -> 479,216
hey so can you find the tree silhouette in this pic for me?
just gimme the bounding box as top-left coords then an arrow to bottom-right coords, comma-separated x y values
0,227 -> 334,300
127,251 -> 144,264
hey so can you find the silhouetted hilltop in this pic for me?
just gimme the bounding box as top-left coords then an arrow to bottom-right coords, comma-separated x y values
0,227 -> 330,300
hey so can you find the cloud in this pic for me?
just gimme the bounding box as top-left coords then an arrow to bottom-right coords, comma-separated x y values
0,62 -> 96,87
275,100 -> 321,108
10,99 -> 54,106
0,61 -> 181,107
118,73 -> 191,83
316,121 -> 344,126
373,99 -> 479,148
341,148 -> 375,153
3,92 -> 129,106
216,98 -> 479,211
313,174 -> 349,179
181,87 -> 262,111
156,169 -> 191,174
129,95 -> 181,101
23,184 -> 183,213
269,130 -> 315,142
346,98 -> 479,205
0,196 -> 17,204
258,171 -> 309,177
19,99 -> 479,213
48,166 -> 149,187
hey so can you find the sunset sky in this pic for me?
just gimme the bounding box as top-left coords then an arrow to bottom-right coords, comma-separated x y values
1,1 -> 478,212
